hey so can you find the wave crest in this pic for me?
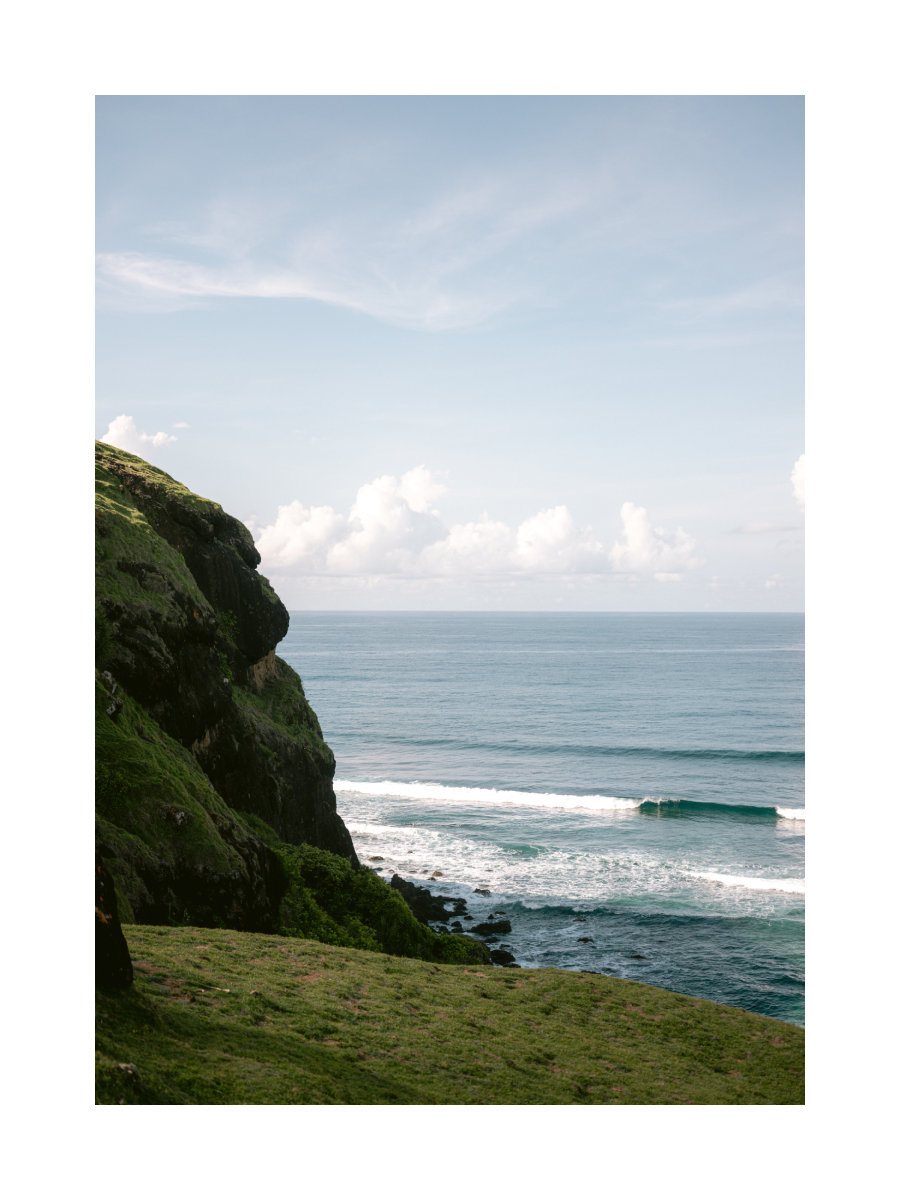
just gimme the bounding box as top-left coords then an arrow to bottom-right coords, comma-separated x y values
689,871 -> 805,894
335,779 -> 642,811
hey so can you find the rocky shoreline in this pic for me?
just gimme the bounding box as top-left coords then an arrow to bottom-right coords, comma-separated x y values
389,875 -> 520,967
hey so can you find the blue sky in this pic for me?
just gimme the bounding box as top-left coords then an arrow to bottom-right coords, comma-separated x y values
96,96 -> 804,610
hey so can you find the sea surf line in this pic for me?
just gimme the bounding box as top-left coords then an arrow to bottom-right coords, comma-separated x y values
335,779 -> 805,822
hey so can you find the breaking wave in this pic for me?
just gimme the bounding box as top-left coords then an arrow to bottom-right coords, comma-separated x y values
689,871 -> 805,894
335,779 -> 642,811
335,779 -> 804,820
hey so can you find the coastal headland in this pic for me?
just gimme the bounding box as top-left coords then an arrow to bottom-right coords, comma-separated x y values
95,442 -> 804,1104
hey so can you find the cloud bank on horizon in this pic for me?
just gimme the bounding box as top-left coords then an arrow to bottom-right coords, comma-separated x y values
246,466 -> 701,583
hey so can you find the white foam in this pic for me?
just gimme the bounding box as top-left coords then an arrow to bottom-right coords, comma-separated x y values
334,778 -> 642,812
344,822 -> 409,835
689,871 -> 805,894
776,808 -> 806,820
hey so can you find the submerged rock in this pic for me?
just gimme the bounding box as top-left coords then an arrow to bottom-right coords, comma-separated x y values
472,919 -> 512,935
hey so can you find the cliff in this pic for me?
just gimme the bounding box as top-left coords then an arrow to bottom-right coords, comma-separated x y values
95,442 -> 488,967
95,441 -> 357,928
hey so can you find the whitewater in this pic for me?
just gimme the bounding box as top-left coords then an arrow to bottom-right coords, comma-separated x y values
278,612 -> 805,1025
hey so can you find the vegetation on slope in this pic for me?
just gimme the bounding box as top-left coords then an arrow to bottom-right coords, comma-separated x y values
95,669 -> 284,929
95,439 -> 359,931
96,926 -> 805,1105
241,814 -> 489,965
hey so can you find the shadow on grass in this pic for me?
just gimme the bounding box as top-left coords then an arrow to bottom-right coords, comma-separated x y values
95,985 -> 428,1105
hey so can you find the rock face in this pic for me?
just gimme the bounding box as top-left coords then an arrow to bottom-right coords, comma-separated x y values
389,876 -> 469,925
95,855 -> 134,991
95,442 -> 358,929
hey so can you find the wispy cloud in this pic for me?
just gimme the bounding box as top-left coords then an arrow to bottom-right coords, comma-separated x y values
96,113 -> 802,334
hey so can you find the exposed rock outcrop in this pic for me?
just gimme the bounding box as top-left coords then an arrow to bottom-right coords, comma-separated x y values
95,854 -> 134,991
389,875 -> 469,925
95,442 -> 358,930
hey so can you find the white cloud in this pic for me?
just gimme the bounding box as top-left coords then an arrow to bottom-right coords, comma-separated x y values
791,453 -> 805,510
100,415 -> 177,459
608,502 -> 702,578
173,421 -> 190,428
251,467 -> 605,579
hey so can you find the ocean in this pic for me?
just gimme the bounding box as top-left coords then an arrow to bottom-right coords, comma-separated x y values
277,612 -> 805,1025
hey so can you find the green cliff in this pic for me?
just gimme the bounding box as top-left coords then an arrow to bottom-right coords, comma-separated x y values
95,441 -> 487,966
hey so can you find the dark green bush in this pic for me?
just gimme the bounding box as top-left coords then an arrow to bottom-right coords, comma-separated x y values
237,815 -> 488,966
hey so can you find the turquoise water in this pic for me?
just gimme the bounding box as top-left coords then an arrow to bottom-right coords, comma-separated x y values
277,613 -> 805,1025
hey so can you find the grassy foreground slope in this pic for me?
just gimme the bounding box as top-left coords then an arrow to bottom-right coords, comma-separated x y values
96,927 -> 804,1105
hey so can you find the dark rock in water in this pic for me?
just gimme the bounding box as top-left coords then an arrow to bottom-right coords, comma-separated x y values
577,937 -> 595,943
629,954 -> 647,959
474,887 -> 491,896
483,936 -> 499,944
573,918 -> 587,923
450,921 -> 463,931
390,875 -> 468,925
489,949 -> 516,966
96,855 -> 133,992
369,855 -> 384,861
472,919 -> 512,935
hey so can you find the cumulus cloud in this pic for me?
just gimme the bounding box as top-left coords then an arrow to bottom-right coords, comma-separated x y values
100,415 -> 177,459
608,502 -> 703,580
791,454 -> 805,510
251,467 -> 606,579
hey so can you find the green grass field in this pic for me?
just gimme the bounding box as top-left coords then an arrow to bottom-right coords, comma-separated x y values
95,926 -> 804,1105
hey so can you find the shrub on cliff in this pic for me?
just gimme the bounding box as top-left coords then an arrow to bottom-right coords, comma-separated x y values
240,815 -> 489,966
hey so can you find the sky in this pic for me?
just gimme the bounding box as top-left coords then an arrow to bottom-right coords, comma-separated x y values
96,96 -> 804,611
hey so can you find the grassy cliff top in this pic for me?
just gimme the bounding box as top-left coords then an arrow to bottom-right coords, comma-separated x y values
95,441 -> 219,512
96,926 -> 804,1105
